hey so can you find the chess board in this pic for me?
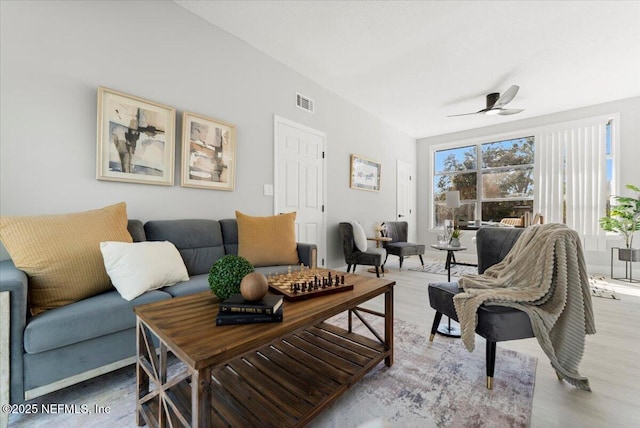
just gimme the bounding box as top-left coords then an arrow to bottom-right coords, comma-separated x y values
267,267 -> 353,301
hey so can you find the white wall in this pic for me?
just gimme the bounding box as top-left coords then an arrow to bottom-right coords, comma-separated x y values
417,96 -> 640,273
0,1 -> 416,267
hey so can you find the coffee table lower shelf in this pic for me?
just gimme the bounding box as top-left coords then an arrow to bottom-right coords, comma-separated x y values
138,320 -> 389,427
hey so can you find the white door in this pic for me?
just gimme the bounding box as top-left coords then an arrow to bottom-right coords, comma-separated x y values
274,116 -> 327,266
396,160 -> 417,242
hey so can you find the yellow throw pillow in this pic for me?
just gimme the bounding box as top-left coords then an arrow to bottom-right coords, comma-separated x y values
236,211 -> 299,267
0,202 -> 132,315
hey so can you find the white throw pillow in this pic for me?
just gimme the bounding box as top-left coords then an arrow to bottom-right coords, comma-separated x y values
350,221 -> 368,252
100,241 -> 189,301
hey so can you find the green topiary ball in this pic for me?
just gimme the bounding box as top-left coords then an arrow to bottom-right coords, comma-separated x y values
208,255 -> 255,300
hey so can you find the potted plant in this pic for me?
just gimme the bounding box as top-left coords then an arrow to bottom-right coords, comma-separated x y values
599,184 -> 640,262
208,255 -> 255,300
450,227 -> 462,247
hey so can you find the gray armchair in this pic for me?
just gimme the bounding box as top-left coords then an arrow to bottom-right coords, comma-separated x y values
381,221 -> 425,269
339,222 -> 386,277
427,227 -> 534,389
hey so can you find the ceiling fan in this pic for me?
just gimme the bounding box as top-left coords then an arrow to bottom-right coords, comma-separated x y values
448,85 -> 524,117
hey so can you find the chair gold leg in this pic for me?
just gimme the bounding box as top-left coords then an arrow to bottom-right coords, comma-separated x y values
486,376 -> 493,389
556,371 -> 563,381
429,333 -> 435,342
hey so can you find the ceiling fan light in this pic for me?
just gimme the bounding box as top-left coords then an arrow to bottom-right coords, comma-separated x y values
485,108 -> 501,116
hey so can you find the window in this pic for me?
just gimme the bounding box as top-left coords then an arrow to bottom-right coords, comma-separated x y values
433,145 -> 477,226
433,137 -> 534,227
432,115 -> 614,251
605,119 -> 614,216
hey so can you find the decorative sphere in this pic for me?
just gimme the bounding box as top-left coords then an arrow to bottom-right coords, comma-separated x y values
240,272 -> 269,301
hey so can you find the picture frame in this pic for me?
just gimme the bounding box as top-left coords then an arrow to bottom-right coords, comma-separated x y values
181,112 -> 237,191
96,87 -> 176,186
350,154 -> 381,191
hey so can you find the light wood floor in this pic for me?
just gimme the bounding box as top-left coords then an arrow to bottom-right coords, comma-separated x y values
349,256 -> 640,428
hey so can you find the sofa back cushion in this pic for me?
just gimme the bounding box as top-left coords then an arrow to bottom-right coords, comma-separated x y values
219,218 -> 239,255
127,220 -> 146,242
144,219 -> 225,276
0,202 -> 132,315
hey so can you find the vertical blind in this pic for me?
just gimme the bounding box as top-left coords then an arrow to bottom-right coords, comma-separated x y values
534,116 -> 610,251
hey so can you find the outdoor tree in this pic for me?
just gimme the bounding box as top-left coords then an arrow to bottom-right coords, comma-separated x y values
434,138 -> 534,223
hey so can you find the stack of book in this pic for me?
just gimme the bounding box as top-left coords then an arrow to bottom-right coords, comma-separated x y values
215,293 -> 284,326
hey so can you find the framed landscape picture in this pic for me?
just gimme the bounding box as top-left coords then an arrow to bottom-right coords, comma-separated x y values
350,154 -> 381,191
181,112 -> 237,191
96,87 -> 176,186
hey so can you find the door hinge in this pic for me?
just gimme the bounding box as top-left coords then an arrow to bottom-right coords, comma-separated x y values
322,205 -> 325,212
322,151 -> 325,159
322,258 -> 325,266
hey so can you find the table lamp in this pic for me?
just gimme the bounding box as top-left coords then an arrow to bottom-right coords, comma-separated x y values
445,190 -> 460,239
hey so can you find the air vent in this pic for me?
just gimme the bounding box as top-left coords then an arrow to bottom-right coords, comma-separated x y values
296,93 -> 314,113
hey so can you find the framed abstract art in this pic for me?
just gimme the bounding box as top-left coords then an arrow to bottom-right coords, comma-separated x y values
181,112 -> 237,191
96,87 -> 176,186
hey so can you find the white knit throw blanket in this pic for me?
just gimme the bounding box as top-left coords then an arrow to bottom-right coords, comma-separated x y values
455,223 -> 596,391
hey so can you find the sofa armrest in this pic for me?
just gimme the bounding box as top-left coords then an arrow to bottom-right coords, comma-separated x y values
296,243 -> 317,268
0,259 -> 28,404
476,227 -> 525,274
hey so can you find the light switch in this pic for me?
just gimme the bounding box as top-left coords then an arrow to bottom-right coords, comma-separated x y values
264,184 -> 274,196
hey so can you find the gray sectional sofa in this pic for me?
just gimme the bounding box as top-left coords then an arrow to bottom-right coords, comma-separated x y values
0,218 -> 316,405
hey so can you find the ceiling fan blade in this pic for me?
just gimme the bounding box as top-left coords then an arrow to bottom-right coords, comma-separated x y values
498,108 -> 524,116
493,85 -> 519,108
485,93 -> 500,109
446,111 -> 482,117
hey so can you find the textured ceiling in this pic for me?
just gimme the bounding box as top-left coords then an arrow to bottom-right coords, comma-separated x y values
175,0 -> 640,138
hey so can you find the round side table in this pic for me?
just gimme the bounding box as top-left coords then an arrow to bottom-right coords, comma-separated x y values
430,244 -> 469,337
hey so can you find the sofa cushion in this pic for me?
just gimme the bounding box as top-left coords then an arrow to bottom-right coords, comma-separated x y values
162,273 -> 211,298
0,202 -> 132,315
144,219 -> 225,276
100,241 -> 189,301
236,211 -> 299,267
23,289 -> 171,354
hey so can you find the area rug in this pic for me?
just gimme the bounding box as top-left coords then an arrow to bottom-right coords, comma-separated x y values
310,315 -> 536,428
409,261 -> 478,277
9,318 -> 536,428
588,275 -> 620,299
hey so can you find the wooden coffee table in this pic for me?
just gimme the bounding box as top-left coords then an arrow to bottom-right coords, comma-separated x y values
134,271 -> 395,427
